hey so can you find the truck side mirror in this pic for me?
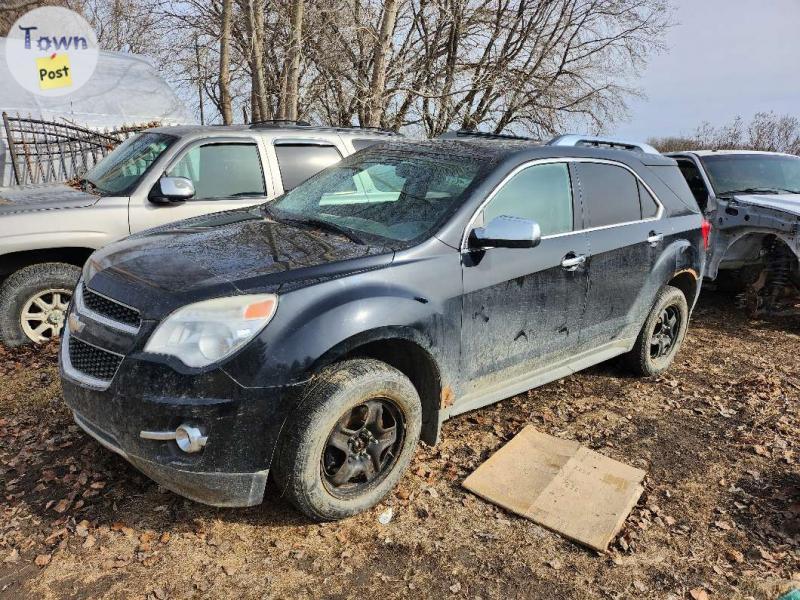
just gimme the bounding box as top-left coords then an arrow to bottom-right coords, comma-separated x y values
469,215 -> 542,250
149,177 -> 195,205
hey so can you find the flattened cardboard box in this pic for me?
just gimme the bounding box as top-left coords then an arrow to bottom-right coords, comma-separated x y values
463,426 -> 645,552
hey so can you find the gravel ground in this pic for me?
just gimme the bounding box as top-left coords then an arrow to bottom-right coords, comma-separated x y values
0,291 -> 798,600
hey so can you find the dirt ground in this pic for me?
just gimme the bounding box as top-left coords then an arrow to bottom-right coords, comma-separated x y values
0,291 -> 798,600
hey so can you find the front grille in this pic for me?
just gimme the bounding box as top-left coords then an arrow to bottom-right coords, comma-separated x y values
83,287 -> 141,329
68,336 -> 123,382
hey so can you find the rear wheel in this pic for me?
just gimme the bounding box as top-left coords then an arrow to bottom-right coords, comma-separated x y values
273,359 -> 421,521
622,285 -> 689,377
0,263 -> 81,347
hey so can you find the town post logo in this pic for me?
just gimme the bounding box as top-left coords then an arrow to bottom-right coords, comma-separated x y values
5,7 -> 99,97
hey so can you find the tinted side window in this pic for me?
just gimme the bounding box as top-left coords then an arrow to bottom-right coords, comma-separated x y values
168,143 -> 265,200
275,144 -> 342,191
577,163 -> 641,228
483,162 -> 573,236
351,138 -> 381,152
676,159 -> 710,210
638,181 -> 659,218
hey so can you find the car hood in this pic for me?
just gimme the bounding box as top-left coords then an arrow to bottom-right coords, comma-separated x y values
0,184 -> 100,215
86,208 -> 395,318
732,193 -> 800,216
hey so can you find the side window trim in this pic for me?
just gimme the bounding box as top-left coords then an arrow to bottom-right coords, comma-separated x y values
460,157 -> 665,251
164,137 -> 269,201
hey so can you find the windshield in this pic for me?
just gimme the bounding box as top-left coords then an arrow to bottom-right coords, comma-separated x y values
268,147 -> 487,245
701,154 -> 800,196
84,132 -> 176,195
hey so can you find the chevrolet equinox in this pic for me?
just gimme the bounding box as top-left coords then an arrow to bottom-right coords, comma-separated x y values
60,135 -> 706,520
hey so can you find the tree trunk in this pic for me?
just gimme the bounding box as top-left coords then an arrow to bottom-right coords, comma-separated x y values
285,0 -> 304,121
365,0 -> 399,128
248,0 -> 269,121
219,0 -> 234,124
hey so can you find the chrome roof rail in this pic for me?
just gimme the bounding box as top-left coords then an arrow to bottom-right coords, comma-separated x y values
547,134 -> 660,155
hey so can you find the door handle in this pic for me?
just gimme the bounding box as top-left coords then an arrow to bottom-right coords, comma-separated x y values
647,232 -> 664,247
561,253 -> 586,270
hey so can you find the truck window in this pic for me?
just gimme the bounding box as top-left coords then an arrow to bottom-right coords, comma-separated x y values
577,163 -> 641,228
168,143 -> 265,200
676,159 -> 710,210
351,138 -> 382,152
275,144 -> 342,192
482,162 -> 573,236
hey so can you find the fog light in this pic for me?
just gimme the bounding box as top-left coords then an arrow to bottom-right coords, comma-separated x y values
175,424 -> 207,453
139,424 -> 208,452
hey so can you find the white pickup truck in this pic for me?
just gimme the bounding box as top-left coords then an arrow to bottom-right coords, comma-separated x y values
0,123 -> 399,346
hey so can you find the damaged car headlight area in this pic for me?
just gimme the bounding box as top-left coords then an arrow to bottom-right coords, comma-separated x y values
144,294 -> 278,368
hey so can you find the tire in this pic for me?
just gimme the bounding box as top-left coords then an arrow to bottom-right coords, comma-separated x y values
622,285 -> 689,377
0,263 -> 81,347
273,359 -> 422,521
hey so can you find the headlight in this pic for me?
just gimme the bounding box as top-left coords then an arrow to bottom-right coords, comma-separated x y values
144,294 -> 278,368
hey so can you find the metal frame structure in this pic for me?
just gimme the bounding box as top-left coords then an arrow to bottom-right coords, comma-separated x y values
2,112 -> 153,186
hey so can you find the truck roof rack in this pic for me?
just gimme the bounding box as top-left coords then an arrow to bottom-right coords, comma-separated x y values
249,120 -> 398,136
438,129 -> 536,142
547,134 -> 659,155
339,124 -> 398,135
250,119 -> 312,128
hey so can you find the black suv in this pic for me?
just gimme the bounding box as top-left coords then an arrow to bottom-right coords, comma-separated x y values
60,135 -> 705,520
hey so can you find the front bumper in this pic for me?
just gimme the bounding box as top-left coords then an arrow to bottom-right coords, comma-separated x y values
73,410 -> 268,507
61,326 -> 302,508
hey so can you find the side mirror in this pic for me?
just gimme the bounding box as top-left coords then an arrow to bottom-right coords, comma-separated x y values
469,215 -> 542,250
149,177 -> 195,205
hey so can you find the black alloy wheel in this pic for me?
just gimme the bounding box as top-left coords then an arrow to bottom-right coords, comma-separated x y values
649,304 -> 681,359
322,398 -> 405,497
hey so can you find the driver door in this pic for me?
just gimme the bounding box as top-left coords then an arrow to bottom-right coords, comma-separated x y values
460,161 -> 589,398
129,140 -> 269,233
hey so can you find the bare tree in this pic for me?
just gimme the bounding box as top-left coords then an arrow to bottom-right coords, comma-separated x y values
284,0 -> 304,121
365,0 -> 399,127
219,0 -> 234,124
49,0 -> 670,134
650,112 -> 800,155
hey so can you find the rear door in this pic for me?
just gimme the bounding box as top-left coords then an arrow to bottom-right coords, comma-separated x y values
129,138 -> 270,233
574,160 -> 665,351
460,161 -> 589,396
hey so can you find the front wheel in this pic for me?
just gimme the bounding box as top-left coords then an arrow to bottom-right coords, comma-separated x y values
0,263 -> 81,347
272,359 -> 422,521
622,285 -> 689,377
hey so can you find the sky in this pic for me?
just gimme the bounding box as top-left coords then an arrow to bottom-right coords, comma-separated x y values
611,0 -> 800,143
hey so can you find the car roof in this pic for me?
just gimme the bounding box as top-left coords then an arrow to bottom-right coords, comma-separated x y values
367,138 -> 677,167
669,149 -> 798,158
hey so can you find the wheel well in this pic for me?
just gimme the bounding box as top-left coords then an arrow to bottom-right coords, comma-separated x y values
339,338 -> 442,445
0,248 -> 94,282
668,270 -> 699,308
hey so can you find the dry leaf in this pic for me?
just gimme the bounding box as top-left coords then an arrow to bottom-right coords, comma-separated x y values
689,588 -> 708,600
34,554 -> 52,567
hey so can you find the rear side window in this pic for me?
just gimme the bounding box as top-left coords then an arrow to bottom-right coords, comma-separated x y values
275,144 -> 342,191
483,162 -> 573,236
168,143 -> 265,200
577,163 -> 641,228
638,182 -> 660,218
351,138 -> 382,152
676,159 -> 710,209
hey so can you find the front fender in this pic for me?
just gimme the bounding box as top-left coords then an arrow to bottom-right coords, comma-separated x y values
222,276 -> 462,392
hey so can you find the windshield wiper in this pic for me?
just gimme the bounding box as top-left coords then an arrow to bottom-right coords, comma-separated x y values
77,177 -> 104,195
721,187 -> 789,196
260,205 -> 365,245
289,217 -> 366,245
